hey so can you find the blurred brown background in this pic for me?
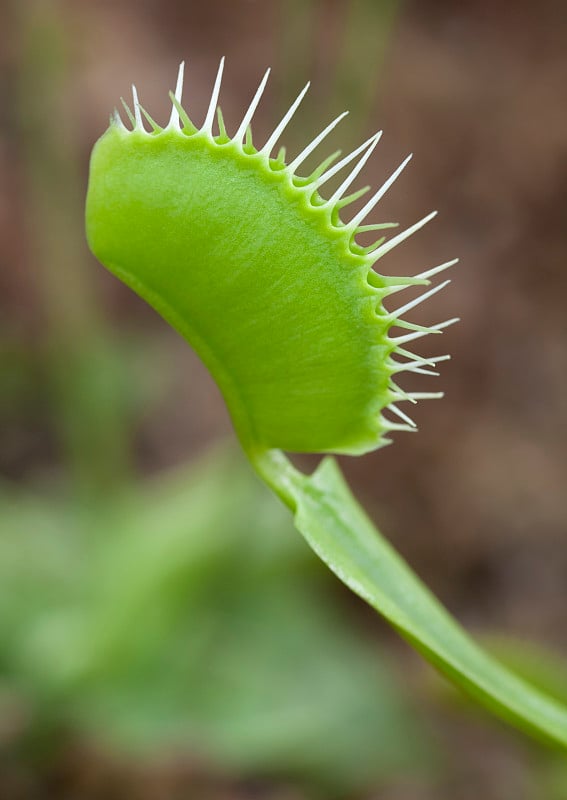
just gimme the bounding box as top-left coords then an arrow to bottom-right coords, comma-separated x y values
1,1 -> 567,798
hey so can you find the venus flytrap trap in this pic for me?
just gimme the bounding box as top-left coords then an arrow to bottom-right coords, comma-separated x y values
86,60 -> 567,751
88,59 -> 458,459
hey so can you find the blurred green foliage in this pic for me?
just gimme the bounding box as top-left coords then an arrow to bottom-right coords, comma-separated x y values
0,448 -> 432,791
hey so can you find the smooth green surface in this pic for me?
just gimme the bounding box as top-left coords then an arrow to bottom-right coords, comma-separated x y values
86,127 -> 395,455
255,451 -> 567,752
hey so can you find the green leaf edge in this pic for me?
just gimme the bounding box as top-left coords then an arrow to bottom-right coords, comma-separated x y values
250,448 -> 567,751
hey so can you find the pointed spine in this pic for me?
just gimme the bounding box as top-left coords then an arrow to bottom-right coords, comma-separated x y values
167,62 -> 185,131
131,85 -> 149,133
261,82 -> 310,156
389,279 -> 451,320
202,57 -> 225,136
120,98 -> 136,128
389,317 -> 459,345
369,211 -> 438,263
387,404 -> 417,427
414,258 -> 459,281
234,68 -> 271,144
313,132 -> 382,189
326,132 -> 382,208
348,154 -> 413,230
287,111 -> 349,174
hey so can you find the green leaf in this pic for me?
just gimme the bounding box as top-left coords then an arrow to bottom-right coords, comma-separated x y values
253,450 -> 567,751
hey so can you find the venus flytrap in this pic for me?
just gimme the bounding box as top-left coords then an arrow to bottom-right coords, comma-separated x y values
86,60 -> 567,751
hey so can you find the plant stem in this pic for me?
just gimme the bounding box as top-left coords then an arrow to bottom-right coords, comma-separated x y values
248,448 -> 567,752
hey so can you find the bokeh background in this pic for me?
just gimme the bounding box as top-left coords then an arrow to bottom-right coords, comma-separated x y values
1,0 -> 567,798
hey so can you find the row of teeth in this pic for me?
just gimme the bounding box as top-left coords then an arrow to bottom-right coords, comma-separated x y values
115,58 -> 458,438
